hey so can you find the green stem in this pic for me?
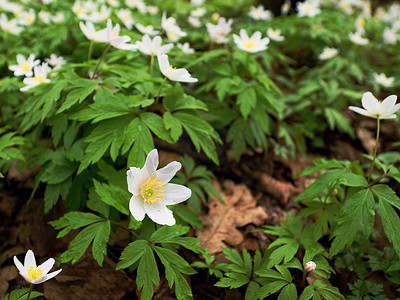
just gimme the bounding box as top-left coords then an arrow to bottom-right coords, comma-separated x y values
108,220 -> 142,240
91,44 -> 111,80
155,77 -> 167,104
149,55 -> 154,78
26,284 -> 33,300
367,117 -> 380,183
88,41 -> 93,61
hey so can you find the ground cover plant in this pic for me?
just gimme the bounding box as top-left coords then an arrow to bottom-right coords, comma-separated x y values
1,0 -> 400,299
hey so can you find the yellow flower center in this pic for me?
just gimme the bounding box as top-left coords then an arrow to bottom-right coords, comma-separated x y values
34,75 -> 44,83
76,6 -> 84,15
167,32 -> 176,40
25,16 -> 33,23
170,65 -> 176,70
211,12 -> 220,22
255,11 -> 262,18
340,2 -> 350,9
27,266 -> 43,281
140,176 -> 165,203
20,62 -> 30,72
123,15 -> 131,21
14,11 -> 22,17
111,33 -> 119,39
378,100 -> 382,104
245,40 -> 255,49
358,18 -> 366,27
305,4 -> 312,12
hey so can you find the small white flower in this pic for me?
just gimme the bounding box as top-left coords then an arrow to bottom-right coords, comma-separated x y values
304,261 -> 316,272
161,12 -> 186,42
72,1 -> 89,19
297,0 -> 320,17
13,250 -> 62,284
383,27 -> 398,45
106,0 -> 120,7
188,16 -> 201,27
281,0 -> 291,15
106,19 -> 138,51
349,31 -> 369,45
338,0 -> 353,14
349,91 -> 400,119
147,6 -> 159,15
38,11 -> 51,24
177,42 -> 195,54
18,9 -> 35,26
355,15 -> 366,34
373,73 -> 394,87
136,35 -> 173,56
249,5 -> 273,21
233,29 -> 270,53
158,54 -> 198,83
116,9 -> 134,29
9,54 -> 40,77
267,28 -> 285,42
190,7 -> 206,18
86,5 -> 110,23
126,0 -> 146,13
166,26 -> 186,42
127,149 -> 192,226
0,13 -> 23,35
51,12 -> 65,24
206,17 -> 233,44
45,54 -> 66,70
79,21 -> 108,42
318,47 -> 339,60
136,23 -> 159,35
21,63 -> 52,92
191,0 -> 204,6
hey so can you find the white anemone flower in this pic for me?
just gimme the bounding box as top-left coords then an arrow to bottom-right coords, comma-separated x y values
38,11 -> 51,24
166,26 -> 187,42
21,63 -> 52,92
0,14 -> 23,35
281,0 -> 291,15
349,92 -> 400,119
177,42 -> 195,54
45,54 -> 66,70
86,5 -> 110,23
116,9 -> 134,29
136,35 -> 173,56
51,12 -> 65,24
136,23 -> 159,35
383,27 -> 398,45
127,149 -> 192,226
9,54 -> 40,77
147,6 -> 159,15
106,19 -> 138,51
297,0 -> 320,17
188,16 -> 201,28
79,21 -> 108,42
72,1 -> 89,19
373,73 -> 394,87
158,54 -> 198,83
190,8 -> 206,18
318,47 -> 339,60
248,5 -> 273,21
267,28 -> 285,42
18,9 -> 35,26
233,29 -> 270,53
349,31 -> 369,45
206,17 -> 233,44
13,250 -> 62,284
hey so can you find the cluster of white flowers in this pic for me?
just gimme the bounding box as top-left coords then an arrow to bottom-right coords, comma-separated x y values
9,53 -> 65,92
161,12 -> 187,42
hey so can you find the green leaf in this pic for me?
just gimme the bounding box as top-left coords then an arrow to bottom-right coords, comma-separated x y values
57,79 -> 98,113
49,211 -> 104,238
245,281 -> 260,300
278,283 -> 297,300
330,189 -> 375,256
378,195 -> 400,258
117,240 -> 147,269
154,246 -> 195,300
2,287 -> 43,300
163,112 -> 183,142
92,221 -> 110,266
141,112 -> 173,143
150,225 -> 189,243
170,205 -> 203,228
237,88 -> 257,119
257,280 -> 288,299
93,180 -> 130,215
163,84 -> 208,112
44,183 -> 62,213
268,242 -> 299,268
324,108 -> 354,138
372,184 -> 400,210
137,245 -> 160,300
299,285 -> 314,300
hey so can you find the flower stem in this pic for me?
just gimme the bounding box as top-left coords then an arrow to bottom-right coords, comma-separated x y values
108,220 -> 142,240
88,41 -> 93,61
91,44 -> 111,80
155,77 -> 167,104
149,55 -> 154,78
26,284 -> 33,300
367,117 -> 380,183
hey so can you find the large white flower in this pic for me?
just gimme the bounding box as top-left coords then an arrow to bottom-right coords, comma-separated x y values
349,92 -> 400,119
127,149 -> 192,226
20,63 -> 52,92
136,35 -> 173,56
318,47 -> 338,60
13,250 -> 62,284
233,29 -> 270,53
373,73 -> 394,87
158,54 -> 198,82
0,13 -> 23,35
9,54 -> 40,77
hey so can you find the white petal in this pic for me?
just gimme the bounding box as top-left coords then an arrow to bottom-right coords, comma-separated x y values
252,31 -> 262,41
349,106 -> 374,118
158,53 -> 170,77
16,54 -> 25,64
143,149 -> 158,176
156,161 -> 181,185
38,258 -> 55,276
13,256 -> 25,275
129,195 -> 146,221
35,269 -> 62,284
24,250 -> 36,269
144,202 -> 176,225
163,183 -> 191,205
362,92 -> 379,113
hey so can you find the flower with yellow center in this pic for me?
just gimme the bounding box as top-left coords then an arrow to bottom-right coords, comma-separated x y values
349,92 -> 400,119
157,53 -> 198,82
9,54 -> 40,77
297,0 -> 320,17
233,29 -> 270,53
267,28 -> 285,42
106,19 -> 138,51
127,149 -> 192,225
21,62 -> 52,92
14,250 -> 62,284
116,9 -> 134,30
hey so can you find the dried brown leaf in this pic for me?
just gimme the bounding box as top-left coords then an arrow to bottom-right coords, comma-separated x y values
260,174 -> 301,205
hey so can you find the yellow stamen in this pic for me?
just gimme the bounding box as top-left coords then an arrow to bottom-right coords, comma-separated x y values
111,33 -> 119,39
25,16 -> 33,23
34,75 -> 44,83
14,11 -> 22,17
358,18 -> 366,27
20,62 -> 30,72
27,266 -> 43,281
245,40 -> 255,49
140,175 -> 165,203
170,65 -> 176,70
378,100 -> 382,104
76,7 -> 84,15
167,32 -> 176,40
123,15 -> 131,21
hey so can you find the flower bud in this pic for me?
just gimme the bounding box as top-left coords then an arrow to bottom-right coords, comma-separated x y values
304,261 -> 316,272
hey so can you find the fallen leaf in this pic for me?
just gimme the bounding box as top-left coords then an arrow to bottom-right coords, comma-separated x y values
260,174 -> 302,205
197,180 -> 268,254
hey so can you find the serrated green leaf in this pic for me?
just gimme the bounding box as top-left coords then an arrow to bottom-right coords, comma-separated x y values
49,211 -> 103,238
150,225 -> 189,243
237,88 -> 257,119
278,283 -> 297,300
57,79 -> 98,113
92,221 -> 110,266
256,280 -> 288,299
163,111 -> 183,142
2,287 -> 43,300
117,240 -> 148,269
378,198 -> 400,258
141,112 -> 173,143
268,243 -> 299,268
137,245 -> 159,300
93,180 -> 130,215
245,281 -> 260,300
299,285 -> 314,300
